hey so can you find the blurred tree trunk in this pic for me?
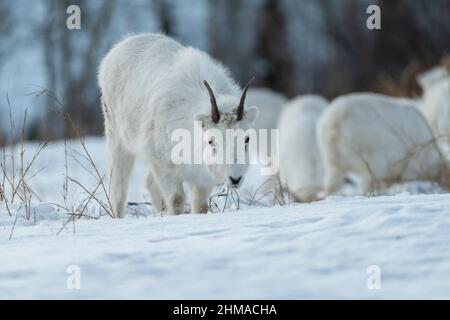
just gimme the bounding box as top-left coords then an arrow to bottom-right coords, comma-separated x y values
373,0 -> 427,73
0,2 -> 13,144
38,0 -> 117,140
67,0 -> 116,135
154,0 -> 174,36
0,2 -> 13,72
41,1 -> 63,140
375,0 -> 450,66
208,0 -> 248,82
254,0 -> 295,96
369,0 -> 450,95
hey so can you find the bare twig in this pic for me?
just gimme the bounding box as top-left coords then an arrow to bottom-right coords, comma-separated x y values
34,88 -> 115,218
7,94 -> 15,201
8,205 -> 20,240
63,139 -> 69,206
208,185 -> 241,213
63,113 -> 115,218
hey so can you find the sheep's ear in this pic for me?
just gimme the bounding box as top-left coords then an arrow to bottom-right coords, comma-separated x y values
244,106 -> 259,124
194,114 -> 211,128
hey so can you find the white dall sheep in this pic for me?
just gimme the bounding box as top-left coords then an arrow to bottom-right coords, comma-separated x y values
418,64 -> 450,140
246,88 -> 288,130
99,34 -> 258,217
277,95 -> 328,202
318,93 -> 447,195
245,88 -> 287,173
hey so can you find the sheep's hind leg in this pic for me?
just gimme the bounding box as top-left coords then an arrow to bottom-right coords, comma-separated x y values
149,163 -> 185,215
358,169 -> 375,196
107,138 -> 135,218
323,169 -> 346,196
146,170 -> 165,213
293,187 -> 319,203
163,182 -> 185,215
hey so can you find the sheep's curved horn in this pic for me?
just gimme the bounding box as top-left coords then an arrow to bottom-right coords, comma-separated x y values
237,77 -> 255,121
203,80 -> 220,123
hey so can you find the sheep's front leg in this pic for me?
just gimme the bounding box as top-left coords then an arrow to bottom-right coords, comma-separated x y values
190,184 -> 210,213
107,139 -> 135,218
170,188 -> 185,215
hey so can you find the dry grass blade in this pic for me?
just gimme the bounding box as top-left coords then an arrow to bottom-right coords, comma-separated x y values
0,162 -> 25,202
246,178 -> 273,206
1,188 -> 12,216
230,188 -> 240,210
7,93 -> 15,201
8,205 -> 21,240
63,139 -> 69,205
208,185 -> 226,213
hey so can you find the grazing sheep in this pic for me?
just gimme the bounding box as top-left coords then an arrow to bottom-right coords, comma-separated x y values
99,34 -> 258,217
418,63 -> 450,141
318,93 -> 447,195
277,95 -> 328,202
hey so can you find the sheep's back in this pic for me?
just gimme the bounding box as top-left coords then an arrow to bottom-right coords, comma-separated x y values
278,95 -> 328,192
319,93 -> 443,181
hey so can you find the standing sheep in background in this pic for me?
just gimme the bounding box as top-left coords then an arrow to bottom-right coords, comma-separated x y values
277,95 -> 328,202
418,59 -> 450,144
318,93 -> 448,195
99,34 -> 258,217
246,88 -> 288,131
245,88 -> 287,181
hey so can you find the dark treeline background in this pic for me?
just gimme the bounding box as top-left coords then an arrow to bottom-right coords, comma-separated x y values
0,0 -> 449,144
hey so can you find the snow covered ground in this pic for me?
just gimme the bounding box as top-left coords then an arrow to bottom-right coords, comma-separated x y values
1,138 -> 450,299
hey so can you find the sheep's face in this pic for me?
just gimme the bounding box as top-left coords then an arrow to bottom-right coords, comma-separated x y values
195,101 -> 258,188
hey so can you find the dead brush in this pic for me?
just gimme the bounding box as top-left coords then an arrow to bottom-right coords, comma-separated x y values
208,185 -> 240,213
30,88 -> 117,219
272,174 -> 289,206
1,97 -> 47,222
353,133 -> 450,196
54,180 -> 102,236
0,96 -> 50,240
353,107 -> 450,195
239,175 -> 293,208
388,114 -> 450,190
242,178 -> 275,207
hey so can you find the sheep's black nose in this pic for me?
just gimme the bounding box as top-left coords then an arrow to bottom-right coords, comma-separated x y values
229,176 -> 242,186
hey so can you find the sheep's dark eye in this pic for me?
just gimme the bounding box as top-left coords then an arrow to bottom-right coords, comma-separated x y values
245,136 -> 250,144
209,139 -> 215,146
